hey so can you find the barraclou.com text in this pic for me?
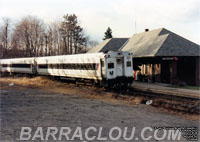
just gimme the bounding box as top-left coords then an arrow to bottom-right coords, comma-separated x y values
19,126 -> 183,141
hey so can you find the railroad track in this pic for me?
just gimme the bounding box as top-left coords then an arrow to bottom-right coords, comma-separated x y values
120,88 -> 200,114
51,77 -> 200,114
60,79 -> 200,114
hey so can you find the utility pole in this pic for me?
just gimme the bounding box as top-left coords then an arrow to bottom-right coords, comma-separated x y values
135,20 -> 136,34
134,8 -> 137,34
44,34 -> 48,56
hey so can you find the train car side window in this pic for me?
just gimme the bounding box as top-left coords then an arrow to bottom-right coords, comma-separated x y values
47,63 -> 97,70
108,63 -> 114,69
101,61 -> 104,67
76,64 -> 80,70
58,64 -> 61,69
2,64 -> 8,67
39,64 -> 48,69
126,61 -> 132,67
93,64 -> 96,70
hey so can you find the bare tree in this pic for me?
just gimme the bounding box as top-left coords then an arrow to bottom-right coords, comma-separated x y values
2,14 -> 88,58
45,22 -> 62,56
11,16 -> 45,57
0,18 -> 11,57
52,22 -> 62,55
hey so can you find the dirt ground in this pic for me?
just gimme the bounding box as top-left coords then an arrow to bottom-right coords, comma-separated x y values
0,77 -> 199,142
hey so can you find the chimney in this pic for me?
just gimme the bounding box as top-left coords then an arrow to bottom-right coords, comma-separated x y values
145,29 -> 149,32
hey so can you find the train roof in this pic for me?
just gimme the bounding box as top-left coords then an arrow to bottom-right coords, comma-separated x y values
0,57 -> 34,64
36,52 -> 105,59
0,51 -> 131,64
0,53 -> 104,61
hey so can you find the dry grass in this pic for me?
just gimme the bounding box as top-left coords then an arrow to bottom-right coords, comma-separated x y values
0,76 -> 136,106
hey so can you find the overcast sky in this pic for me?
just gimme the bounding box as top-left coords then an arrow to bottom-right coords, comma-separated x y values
0,0 -> 199,44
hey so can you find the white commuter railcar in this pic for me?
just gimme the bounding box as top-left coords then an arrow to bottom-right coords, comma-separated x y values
0,57 -> 35,74
0,51 -> 133,88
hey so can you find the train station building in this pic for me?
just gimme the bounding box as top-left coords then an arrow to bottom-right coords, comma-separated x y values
88,28 -> 200,86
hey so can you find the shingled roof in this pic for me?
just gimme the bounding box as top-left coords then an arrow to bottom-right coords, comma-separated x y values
122,28 -> 200,57
87,38 -> 129,53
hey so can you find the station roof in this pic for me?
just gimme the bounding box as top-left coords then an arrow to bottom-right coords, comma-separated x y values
122,28 -> 200,57
87,38 -> 129,53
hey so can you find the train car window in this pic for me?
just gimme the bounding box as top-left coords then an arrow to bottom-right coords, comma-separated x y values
82,64 -> 85,70
88,64 -> 91,70
2,64 -> 8,67
57,64 -> 60,69
68,64 -> 73,69
63,64 -> 67,69
78,64 -> 81,69
84,64 -> 87,70
126,61 -> 132,67
101,61 -> 104,67
60,64 -> 63,69
69,64 -> 73,69
93,64 -> 96,70
52,64 -> 55,69
11,64 -> 30,68
73,64 -> 76,69
83,64 -> 86,70
48,64 -> 51,68
116,58 -> 122,64
108,63 -> 114,69
54,64 -> 56,69
46,63 -> 97,70
63,64 -> 65,69
75,64 -> 78,69
87,64 -> 91,70
72,64 -> 75,69
89,64 -> 92,70
66,64 -> 70,69
39,64 -> 48,69
86,64 -> 89,70
80,64 -> 84,70
88,64 -> 92,70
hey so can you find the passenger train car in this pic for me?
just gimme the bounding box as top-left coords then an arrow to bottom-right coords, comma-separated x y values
0,51 -> 133,88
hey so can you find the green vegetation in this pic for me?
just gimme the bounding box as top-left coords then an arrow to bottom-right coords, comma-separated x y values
103,27 -> 112,40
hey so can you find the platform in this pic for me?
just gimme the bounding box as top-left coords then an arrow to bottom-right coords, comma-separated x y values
131,81 -> 200,99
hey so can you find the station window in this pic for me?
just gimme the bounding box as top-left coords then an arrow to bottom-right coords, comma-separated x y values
126,61 -> 131,67
108,63 -> 114,69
